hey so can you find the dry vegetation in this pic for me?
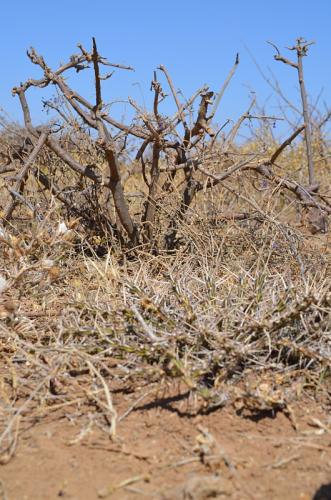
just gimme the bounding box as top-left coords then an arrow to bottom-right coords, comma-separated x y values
0,37 -> 330,485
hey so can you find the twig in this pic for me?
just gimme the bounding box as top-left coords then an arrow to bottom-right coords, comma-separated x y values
118,389 -> 155,422
270,125 -> 305,164
209,53 -> 239,120
85,359 -> 117,437
197,154 -> 259,183
3,131 -> 48,222
131,304 -> 166,343
158,65 -> 189,134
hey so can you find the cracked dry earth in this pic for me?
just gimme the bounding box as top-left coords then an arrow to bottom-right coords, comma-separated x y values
1,389 -> 331,500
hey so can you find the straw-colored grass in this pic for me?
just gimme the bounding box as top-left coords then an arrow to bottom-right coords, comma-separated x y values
0,138 -> 330,461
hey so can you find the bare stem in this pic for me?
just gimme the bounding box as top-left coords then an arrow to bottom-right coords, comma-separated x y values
270,38 -> 316,186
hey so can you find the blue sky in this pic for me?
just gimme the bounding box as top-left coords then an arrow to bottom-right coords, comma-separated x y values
1,0 -> 330,138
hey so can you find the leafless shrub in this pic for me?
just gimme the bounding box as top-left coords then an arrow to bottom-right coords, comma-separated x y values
1,38 -> 329,249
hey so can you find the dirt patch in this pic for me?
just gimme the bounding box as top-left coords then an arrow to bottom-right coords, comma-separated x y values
1,392 -> 331,500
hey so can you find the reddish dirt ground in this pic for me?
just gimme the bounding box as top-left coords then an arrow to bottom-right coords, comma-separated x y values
1,389 -> 331,500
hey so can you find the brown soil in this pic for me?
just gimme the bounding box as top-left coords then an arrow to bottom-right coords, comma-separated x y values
1,390 -> 331,500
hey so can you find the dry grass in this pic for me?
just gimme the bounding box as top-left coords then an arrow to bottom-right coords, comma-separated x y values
0,140 -> 330,463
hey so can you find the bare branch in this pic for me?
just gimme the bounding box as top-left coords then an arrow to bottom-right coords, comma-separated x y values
209,53 -> 239,121
270,125 -> 305,164
3,132 -> 48,222
92,37 -> 102,111
223,96 -> 256,151
196,154 -> 259,183
271,38 -> 316,185
274,55 -> 298,69
158,65 -> 189,135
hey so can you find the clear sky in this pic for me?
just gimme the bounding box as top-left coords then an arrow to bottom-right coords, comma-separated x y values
1,0 -> 330,138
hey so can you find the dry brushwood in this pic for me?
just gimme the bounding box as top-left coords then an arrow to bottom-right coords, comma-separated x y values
0,38 -> 329,249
